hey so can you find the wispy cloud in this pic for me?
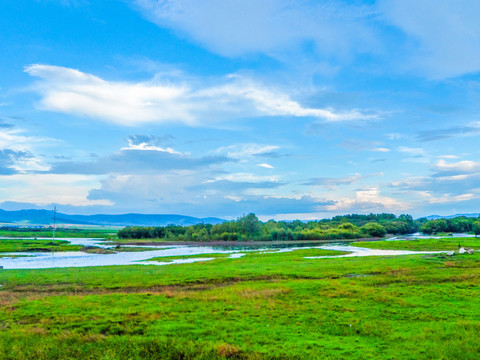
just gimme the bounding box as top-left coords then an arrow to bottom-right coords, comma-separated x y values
26,64 -> 378,126
371,147 -> 390,152
416,122 -> 480,142
133,0 -> 377,59
215,143 -> 279,160
378,0 -> 480,78
304,173 -> 364,188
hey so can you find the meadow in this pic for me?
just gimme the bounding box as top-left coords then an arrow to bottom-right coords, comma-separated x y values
0,238 -> 479,359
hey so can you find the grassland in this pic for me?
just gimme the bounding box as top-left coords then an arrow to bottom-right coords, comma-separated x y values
1,239 -> 480,359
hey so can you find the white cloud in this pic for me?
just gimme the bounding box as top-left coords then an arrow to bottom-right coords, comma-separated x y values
199,77 -> 379,121
26,64 -> 377,126
258,163 -> 274,169
121,137 -> 182,155
26,64 -> 194,126
434,159 -> 480,173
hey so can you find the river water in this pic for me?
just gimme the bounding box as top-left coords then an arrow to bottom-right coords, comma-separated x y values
0,237 -> 449,270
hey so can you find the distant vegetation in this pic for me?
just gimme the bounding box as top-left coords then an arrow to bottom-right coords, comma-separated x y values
117,213 -> 480,241
117,213 -> 428,241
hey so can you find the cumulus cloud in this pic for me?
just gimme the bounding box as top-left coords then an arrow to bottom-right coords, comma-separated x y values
25,64 -> 379,126
324,187 -> 409,212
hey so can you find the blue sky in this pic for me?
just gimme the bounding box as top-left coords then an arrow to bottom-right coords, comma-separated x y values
1,0 -> 480,219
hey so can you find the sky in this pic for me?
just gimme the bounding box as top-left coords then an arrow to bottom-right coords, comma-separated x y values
1,0 -> 480,220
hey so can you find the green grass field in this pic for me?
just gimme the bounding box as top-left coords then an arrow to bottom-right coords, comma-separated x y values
1,239 -> 480,359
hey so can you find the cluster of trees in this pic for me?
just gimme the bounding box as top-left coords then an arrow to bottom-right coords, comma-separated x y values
118,213 -> 414,241
117,213 -> 480,241
420,217 -> 480,235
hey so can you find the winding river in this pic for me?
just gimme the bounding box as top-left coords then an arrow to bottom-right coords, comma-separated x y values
0,237 -> 447,270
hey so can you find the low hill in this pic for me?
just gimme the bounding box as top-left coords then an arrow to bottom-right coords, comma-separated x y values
425,213 -> 480,220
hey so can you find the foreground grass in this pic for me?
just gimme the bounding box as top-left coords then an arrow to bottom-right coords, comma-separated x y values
1,248 -> 480,359
353,237 -> 480,251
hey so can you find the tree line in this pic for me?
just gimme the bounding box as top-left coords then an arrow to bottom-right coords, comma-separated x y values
117,213 -> 480,241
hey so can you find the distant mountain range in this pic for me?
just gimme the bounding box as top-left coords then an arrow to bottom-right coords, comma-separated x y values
0,209 -> 225,227
425,213 -> 480,220
1,209 -> 478,227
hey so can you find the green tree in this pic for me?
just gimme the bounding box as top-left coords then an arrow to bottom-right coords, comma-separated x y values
472,221 -> 480,237
237,213 -> 262,236
361,222 -> 387,237
420,220 -> 448,234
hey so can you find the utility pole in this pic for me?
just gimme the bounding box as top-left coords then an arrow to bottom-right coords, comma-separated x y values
52,205 -> 57,244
